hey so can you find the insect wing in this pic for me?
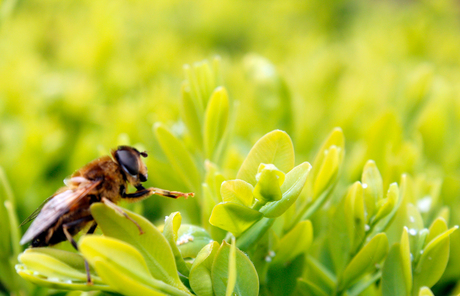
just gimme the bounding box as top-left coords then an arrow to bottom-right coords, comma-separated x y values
19,195 -> 56,227
20,180 -> 101,245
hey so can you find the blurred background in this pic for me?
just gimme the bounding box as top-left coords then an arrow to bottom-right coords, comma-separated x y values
2,0 -> 460,294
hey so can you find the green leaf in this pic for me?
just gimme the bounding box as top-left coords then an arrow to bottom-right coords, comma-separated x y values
211,241 -> 259,296
372,183 -> 399,225
338,233 -> 389,291
189,241 -> 220,296
16,263 -> 113,292
79,236 -> 190,296
297,278 -> 328,296
209,202 -> 263,236
362,160 -> 383,220
93,259 -> 166,296
204,87 -> 229,161
304,256 -> 336,295
253,164 -> 285,203
260,162 -> 311,218
154,123 -> 201,193
176,224 -> 213,259
90,203 -> 188,293
236,130 -> 294,186
344,182 -> 365,253
381,243 -> 411,296
426,217 -> 448,245
418,287 -> 434,296
236,217 -> 275,251
272,220 -> 313,265
180,82 -> 203,151
226,238 -> 237,296
267,254 -> 305,296
164,212 -> 190,276
306,127 -> 344,198
18,249 -> 103,284
221,180 -> 254,207
412,226 -> 458,294
313,145 -> 341,199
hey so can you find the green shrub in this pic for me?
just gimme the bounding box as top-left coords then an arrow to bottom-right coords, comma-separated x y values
9,59 -> 459,296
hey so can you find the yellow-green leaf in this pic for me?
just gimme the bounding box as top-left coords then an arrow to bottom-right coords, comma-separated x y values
189,241 -> 220,296
339,233 -> 389,291
221,180 -> 254,207
204,87 -> 229,160
236,130 -> 294,186
209,202 -> 263,236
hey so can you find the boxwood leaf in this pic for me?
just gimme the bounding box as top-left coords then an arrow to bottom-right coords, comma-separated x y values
189,241 -> 220,296
16,263 -> 112,292
362,160 -> 383,220
236,217 -> 275,251
204,87 -> 229,161
209,202 -> 263,236
272,220 -> 313,265
381,243 -> 411,296
164,212 -> 190,276
236,130 -> 294,186
297,278 -> 328,296
17,249 -> 105,285
211,241 -> 259,296
90,203 -> 188,293
79,236 -> 190,296
154,123 -> 201,193
426,217 -> 447,245
313,145 -> 341,199
413,226 -> 458,293
176,224 -> 213,259
180,83 -> 203,151
226,238 -> 237,296
305,127 -> 344,198
418,287 -> 434,296
338,233 -> 388,291
260,162 -> 311,218
221,180 -> 254,207
253,164 -> 285,203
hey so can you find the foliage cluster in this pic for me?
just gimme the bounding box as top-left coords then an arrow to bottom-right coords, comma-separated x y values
1,0 -> 460,295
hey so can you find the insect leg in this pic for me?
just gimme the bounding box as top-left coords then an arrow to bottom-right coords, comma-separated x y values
62,217 -> 94,285
101,197 -> 144,234
122,184 -> 194,201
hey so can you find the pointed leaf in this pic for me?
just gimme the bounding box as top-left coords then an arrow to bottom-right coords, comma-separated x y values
272,220 -> 313,265
154,123 -> 201,192
381,243 -> 411,296
181,83 -> 203,150
426,217 -> 447,245
226,238 -> 237,296
237,130 -> 294,186
413,227 -> 458,292
313,145 -> 341,199
204,87 -> 229,160
362,160 -> 383,219
339,233 -> 389,291
297,279 -> 328,296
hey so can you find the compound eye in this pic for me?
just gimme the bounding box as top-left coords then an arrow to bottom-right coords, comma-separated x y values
116,149 -> 139,177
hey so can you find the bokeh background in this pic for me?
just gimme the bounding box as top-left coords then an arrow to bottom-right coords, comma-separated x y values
2,0 -> 460,294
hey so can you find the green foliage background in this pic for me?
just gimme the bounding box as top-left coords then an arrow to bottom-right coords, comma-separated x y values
2,0 -> 460,295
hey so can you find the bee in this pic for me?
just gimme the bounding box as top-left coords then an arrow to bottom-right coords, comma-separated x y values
20,145 -> 193,284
